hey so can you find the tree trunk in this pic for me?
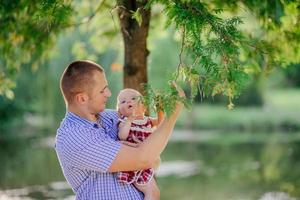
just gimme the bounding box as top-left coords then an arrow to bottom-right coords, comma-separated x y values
117,0 -> 151,93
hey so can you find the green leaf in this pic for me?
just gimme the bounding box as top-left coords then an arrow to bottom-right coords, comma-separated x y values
131,8 -> 143,26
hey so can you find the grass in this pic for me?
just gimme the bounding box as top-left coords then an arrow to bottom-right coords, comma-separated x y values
175,131 -> 300,145
176,89 -> 300,132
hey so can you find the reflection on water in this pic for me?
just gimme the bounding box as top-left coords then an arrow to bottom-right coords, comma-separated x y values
156,160 -> 199,177
1,131 -> 300,200
0,160 -> 198,200
259,192 -> 296,200
0,182 -> 74,200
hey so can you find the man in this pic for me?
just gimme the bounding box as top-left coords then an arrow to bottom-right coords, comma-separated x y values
55,60 -> 184,199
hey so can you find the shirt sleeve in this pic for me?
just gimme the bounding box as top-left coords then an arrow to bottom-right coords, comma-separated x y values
68,136 -> 121,173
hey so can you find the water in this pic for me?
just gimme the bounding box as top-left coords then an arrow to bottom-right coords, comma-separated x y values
1,131 -> 300,200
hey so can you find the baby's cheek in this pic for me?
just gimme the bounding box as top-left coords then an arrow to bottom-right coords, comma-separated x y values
119,107 -> 125,114
120,107 -> 129,116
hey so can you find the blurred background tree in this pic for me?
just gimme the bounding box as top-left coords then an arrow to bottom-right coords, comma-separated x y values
1,0 -> 299,101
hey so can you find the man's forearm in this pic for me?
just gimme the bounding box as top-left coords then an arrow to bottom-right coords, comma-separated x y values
138,102 -> 183,163
157,110 -> 165,125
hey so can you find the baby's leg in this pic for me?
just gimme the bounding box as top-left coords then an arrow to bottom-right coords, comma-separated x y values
134,178 -> 160,200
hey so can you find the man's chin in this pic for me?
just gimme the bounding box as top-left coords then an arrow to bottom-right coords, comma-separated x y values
98,106 -> 106,112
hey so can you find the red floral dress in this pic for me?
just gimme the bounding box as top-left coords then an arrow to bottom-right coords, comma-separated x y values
117,117 -> 154,185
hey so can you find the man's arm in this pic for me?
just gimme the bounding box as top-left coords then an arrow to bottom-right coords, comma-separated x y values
150,110 -> 165,127
108,82 -> 184,172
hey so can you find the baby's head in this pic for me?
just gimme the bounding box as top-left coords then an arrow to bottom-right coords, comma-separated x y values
117,88 -> 146,117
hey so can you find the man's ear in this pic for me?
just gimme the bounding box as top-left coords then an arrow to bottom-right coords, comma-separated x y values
74,92 -> 88,105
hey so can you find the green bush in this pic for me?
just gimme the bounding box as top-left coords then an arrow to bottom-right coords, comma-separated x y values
282,63 -> 300,87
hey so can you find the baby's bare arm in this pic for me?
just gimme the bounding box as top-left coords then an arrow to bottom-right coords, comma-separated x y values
118,119 -> 132,140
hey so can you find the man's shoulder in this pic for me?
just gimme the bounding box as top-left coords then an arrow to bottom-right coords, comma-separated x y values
58,117 -> 81,130
55,118 -> 91,151
56,117 -> 87,139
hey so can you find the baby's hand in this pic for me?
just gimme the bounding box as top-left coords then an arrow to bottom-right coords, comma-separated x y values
127,106 -> 138,121
131,135 -> 143,144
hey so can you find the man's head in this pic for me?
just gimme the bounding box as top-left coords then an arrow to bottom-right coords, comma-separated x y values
60,60 -> 111,113
117,88 -> 145,117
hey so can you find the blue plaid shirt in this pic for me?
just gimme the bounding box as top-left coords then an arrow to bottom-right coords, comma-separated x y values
55,109 -> 144,200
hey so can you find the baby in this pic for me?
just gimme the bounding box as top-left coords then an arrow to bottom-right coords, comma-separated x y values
117,88 -> 164,200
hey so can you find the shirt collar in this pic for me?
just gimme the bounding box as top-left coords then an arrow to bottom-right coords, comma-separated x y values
66,111 -> 100,129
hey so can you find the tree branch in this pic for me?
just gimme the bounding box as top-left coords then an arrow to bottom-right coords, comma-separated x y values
64,0 -> 107,28
109,5 -> 119,32
175,27 -> 186,81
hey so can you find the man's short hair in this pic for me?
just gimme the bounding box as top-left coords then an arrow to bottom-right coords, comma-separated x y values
60,60 -> 104,104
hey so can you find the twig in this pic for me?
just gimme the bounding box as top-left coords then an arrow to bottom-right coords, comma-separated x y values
115,5 -> 133,39
191,55 -> 202,69
245,42 -> 269,55
110,5 -> 119,32
64,0 -> 106,28
175,27 -> 186,81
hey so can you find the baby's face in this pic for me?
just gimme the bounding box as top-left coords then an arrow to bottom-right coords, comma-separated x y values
117,89 -> 145,117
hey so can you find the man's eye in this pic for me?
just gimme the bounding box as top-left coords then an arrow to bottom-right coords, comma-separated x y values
121,100 -> 126,104
132,97 -> 136,100
100,87 -> 108,94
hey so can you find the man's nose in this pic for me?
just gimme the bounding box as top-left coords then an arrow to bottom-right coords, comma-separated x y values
105,88 -> 112,97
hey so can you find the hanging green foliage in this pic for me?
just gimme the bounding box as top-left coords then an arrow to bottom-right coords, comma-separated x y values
1,0 -> 299,113
0,0 -> 72,97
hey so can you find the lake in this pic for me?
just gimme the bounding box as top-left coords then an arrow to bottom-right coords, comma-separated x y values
0,130 -> 300,200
